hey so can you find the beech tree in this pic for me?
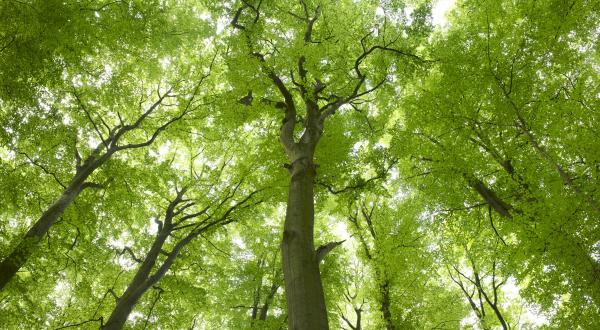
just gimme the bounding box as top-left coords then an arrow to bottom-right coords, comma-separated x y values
224,1 -> 430,327
100,164 -> 262,329
439,211 -> 515,329
0,0 -> 214,290
1,0 -> 598,329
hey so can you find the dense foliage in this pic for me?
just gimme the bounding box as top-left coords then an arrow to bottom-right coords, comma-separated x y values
0,0 -> 598,329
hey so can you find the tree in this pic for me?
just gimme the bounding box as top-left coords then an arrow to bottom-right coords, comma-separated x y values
0,0 -> 215,290
102,181 -> 262,329
224,1 -> 430,327
440,211 -> 515,329
394,0 -> 600,326
340,192 -> 468,329
0,82 -> 208,290
1,0 -> 599,328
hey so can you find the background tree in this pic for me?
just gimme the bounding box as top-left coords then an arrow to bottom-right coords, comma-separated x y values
439,210 -> 518,329
0,0 -> 216,290
393,0 -> 600,327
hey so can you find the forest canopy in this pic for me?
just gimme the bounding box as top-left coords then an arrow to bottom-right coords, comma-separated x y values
0,0 -> 598,329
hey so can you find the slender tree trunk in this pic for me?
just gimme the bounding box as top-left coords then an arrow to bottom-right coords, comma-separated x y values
489,304 -> 508,330
250,258 -> 264,324
259,282 -> 280,321
281,157 -> 328,330
103,283 -> 151,330
354,306 -> 362,330
379,279 -> 395,330
0,163 -> 95,290
102,229 -> 170,329
251,291 -> 260,321
351,210 -> 396,330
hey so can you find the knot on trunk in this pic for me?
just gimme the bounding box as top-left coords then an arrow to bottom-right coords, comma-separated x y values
281,229 -> 297,245
286,157 -> 316,180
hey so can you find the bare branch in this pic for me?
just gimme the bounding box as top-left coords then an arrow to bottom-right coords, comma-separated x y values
80,181 -> 105,192
231,3 -> 249,30
319,37 -> 432,121
119,246 -> 143,263
68,226 -> 81,250
296,0 -> 321,43
173,201 -> 196,217
488,206 -> 507,246
108,288 -> 120,302
172,204 -> 212,229
317,158 -> 396,194
18,151 -> 66,189
340,312 -> 358,330
110,88 -> 173,148
464,173 -> 513,219
142,286 -> 164,330
114,107 -> 185,151
201,233 -> 232,257
0,35 -> 15,54
72,90 -> 109,150
231,0 -> 262,29
53,317 -> 104,330
73,135 -> 82,169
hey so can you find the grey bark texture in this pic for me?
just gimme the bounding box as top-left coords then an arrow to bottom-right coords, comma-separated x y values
281,156 -> 329,330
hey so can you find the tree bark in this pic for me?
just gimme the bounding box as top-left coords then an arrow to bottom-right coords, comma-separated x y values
379,278 -> 395,330
258,282 -> 280,321
281,157 -> 329,330
102,229 -> 170,329
489,304 -> 508,330
464,174 -> 513,219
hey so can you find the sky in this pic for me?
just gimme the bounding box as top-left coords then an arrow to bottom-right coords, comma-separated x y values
431,0 -> 456,27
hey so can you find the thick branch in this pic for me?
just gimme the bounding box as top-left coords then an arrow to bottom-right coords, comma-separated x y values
464,174 -> 513,219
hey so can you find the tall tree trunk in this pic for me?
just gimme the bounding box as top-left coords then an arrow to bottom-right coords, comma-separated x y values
102,229 -> 170,329
0,163 -> 96,290
258,282 -> 280,321
281,157 -> 328,330
103,283 -> 152,330
489,304 -> 508,330
379,279 -> 395,330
